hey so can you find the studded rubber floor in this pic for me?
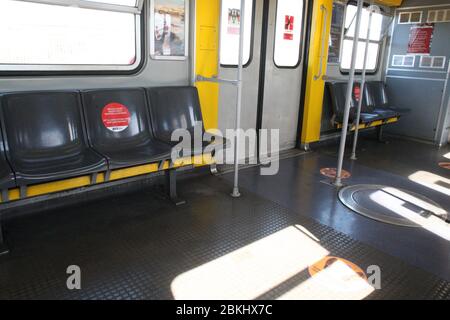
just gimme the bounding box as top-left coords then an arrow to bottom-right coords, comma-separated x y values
0,172 -> 448,300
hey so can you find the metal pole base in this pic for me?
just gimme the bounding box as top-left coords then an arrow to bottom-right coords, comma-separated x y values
166,169 -> 186,206
210,163 -> 219,175
333,178 -> 344,188
300,143 -> 310,152
0,221 -> 9,256
231,188 -> 241,198
376,126 -> 389,144
350,154 -> 357,161
0,244 -> 9,257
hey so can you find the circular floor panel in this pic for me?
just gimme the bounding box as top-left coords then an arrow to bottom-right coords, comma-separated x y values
339,184 -> 448,227
439,162 -> 450,170
320,168 -> 351,179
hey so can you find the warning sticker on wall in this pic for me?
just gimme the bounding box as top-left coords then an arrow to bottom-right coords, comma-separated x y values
407,24 -> 434,55
227,8 -> 241,35
102,103 -> 131,132
284,15 -> 294,40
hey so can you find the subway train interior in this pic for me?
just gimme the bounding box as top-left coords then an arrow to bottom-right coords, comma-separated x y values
0,0 -> 449,302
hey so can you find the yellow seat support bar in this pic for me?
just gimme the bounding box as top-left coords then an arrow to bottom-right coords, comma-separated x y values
1,154 -> 215,203
336,117 -> 399,131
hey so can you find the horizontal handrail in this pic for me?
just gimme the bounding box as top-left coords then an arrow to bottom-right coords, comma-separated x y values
196,75 -> 239,86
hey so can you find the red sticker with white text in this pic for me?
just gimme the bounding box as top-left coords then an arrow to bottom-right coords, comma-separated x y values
102,103 -> 131,132
284,15 -> 294,40
354,86 -> 361,102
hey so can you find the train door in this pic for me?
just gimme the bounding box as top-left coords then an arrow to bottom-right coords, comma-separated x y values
260,0 -> 306,152
217,0 -> 308,160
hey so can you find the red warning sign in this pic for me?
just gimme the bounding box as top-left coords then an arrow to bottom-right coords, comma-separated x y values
408,24 -> 434,55
284,15 -> 294,40
102,103 -> 131,133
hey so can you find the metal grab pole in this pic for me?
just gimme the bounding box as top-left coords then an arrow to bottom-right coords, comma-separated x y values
231,0 -> 245,198
334,0 -> 364,187
351,3 -> 375,160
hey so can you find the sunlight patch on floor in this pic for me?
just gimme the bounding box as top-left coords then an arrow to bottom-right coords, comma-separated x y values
370,189 -> 450,241
171,225 -> 329,300
409,171 -> 450,197
278,259 -> 374,300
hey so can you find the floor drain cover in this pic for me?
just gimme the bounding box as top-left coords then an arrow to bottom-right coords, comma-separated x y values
339,184 -> 448,227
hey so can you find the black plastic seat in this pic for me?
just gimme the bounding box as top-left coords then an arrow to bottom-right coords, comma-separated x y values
327,82 -> 382,125
146,86 -> 221,157
372,108 -> 400,119
0,91 -> 108,186
81,88 -> 172,170
365,82 -> 402,119
0,125 -> 15,191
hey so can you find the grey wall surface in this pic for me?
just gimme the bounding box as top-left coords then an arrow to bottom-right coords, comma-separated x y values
384,2 -> 450,144
0,0 -> 193,92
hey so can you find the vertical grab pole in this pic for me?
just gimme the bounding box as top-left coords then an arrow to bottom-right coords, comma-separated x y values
231,0 -> 246,198
351,2 -> 375,160
334,0 -> 364,187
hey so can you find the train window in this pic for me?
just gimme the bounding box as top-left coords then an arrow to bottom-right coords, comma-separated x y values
328,3 -> 345,64
220,0 -> 254,66
340,4 -> 384,73
273,0 -> 304,68
0,0 -> 142,72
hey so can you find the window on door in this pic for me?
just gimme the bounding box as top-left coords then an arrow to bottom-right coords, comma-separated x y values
273,0 -> 304,68
219,0 -> 254,66
340,3 -> 384,73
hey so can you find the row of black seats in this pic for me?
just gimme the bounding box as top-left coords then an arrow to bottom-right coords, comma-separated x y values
0,86 -> 215,200
327,81 -> 402,125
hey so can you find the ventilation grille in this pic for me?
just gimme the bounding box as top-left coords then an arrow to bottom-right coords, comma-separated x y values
392,55 -> 416,67
427,9 -> 450,23
420,56 -> 447,69
399,11 -> 423,24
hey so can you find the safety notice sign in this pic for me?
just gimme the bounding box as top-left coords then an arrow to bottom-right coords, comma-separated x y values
227,8 -> 241,35
102,103 -> 131,132
284,15 -> 294,40
407,24 -> 434,55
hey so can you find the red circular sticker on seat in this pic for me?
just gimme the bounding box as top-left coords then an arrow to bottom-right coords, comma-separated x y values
102,103 -> 131,132
354,86 -> 361,102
